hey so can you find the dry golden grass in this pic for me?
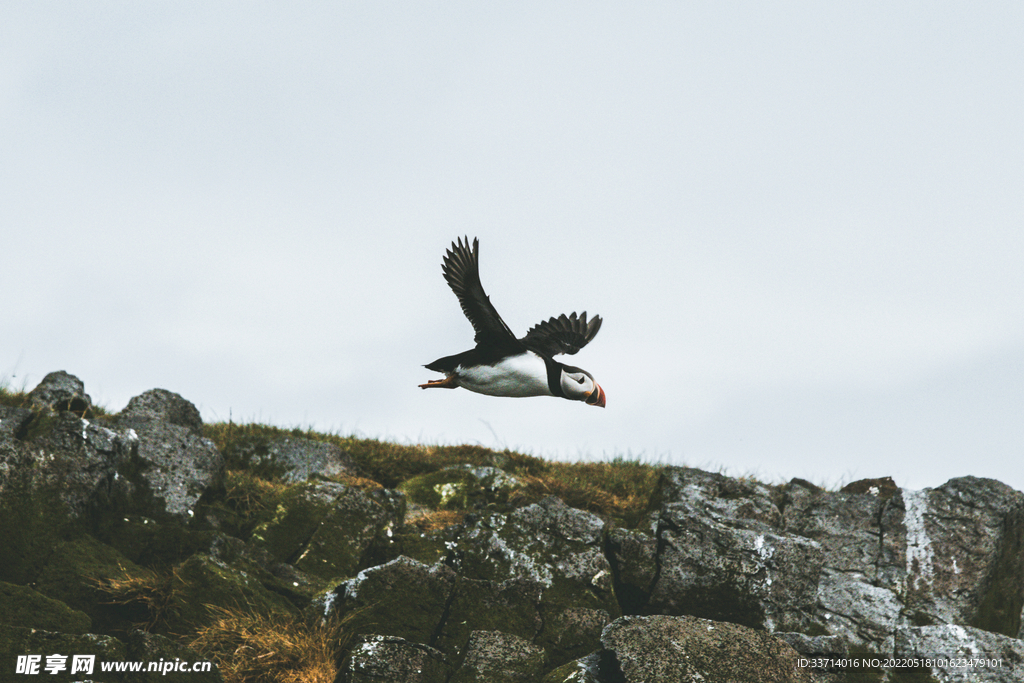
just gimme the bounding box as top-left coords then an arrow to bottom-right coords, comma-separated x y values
189,606 -> 354,683
511,460 -> 662,524
329,472 -> 385,491
407,509 -> 467,531
92,565 -> 175,632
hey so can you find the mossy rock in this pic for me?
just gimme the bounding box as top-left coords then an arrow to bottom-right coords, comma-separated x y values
96,515 -> 218,569
200,532 -> 336,608
0,580 -> 92,633
249,481 -> 347,560
399,465 -> 521,511
0,448 -> 76,584
0,624 -> 129,681
434,577 -> 544,659
326,556 -> 457,647
34,534 -> 150,634
387,524 -> 458,566
250,481 -> 403,579
160,553 -> 298,634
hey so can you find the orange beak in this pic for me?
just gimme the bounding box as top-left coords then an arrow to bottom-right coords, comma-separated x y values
585,383 -> 606,408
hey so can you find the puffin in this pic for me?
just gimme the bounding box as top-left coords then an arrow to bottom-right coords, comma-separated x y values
419,237 -> 606,407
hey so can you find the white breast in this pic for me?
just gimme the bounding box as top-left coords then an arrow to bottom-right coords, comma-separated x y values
456,352 -> 552,398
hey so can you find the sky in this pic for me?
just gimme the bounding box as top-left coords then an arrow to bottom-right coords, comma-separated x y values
2,3 -> 1022,493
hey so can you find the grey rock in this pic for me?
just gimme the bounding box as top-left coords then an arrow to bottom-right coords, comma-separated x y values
451,496 -> 619,662
894,623 -> 1024,683
119,388 -> 203,435
107,389 -> 223,522
453,496 -> 612,592
449,630 -> 546,683
649,504 -> 823,632
124,419 -> 224,522
815,568 -> 903,653
0,412 -> 136,583
340,634 -> 452,683
27,370 -> 92,414
655,466 -> 781,527
781,477 -> 905,591
0,405 -> 33,444
903,477 -> 1024,636
3,412 -> 134,518
256,437 -> 356,482
600,614 -> 811,683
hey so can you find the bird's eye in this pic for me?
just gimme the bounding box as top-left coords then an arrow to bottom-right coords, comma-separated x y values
575,375 -> 585,384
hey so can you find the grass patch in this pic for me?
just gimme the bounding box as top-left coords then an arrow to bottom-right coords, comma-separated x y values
189,606 -> 356,683
0,381 -> 28,408
92,565 -> 176,632
408,509 -> 468,532
204,421 -> 663,527
224,470 -> 290,519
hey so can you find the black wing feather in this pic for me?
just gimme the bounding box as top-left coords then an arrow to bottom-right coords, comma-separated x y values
442,237 -> 518,346
522,311 -> 602,357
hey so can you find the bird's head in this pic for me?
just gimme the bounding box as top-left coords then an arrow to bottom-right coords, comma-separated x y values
560,366 -> 606,408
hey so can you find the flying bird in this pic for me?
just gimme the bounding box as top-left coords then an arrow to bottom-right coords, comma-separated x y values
419,237 -> 606,407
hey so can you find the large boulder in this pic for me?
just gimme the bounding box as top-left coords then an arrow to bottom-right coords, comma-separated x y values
0,410 -> 135,583
119,388 -> 203,435
249,480 -> 404,578
646,468 -> 823,632
451,496 -> 620,663
902,477 -> 1024,636
113,389 -> 224,523
780,476 -> 905,590
323,556 -> 459,647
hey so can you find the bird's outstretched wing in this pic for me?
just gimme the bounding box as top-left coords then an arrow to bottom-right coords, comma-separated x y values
522,311 -> 602,357
442,237 -> 518,347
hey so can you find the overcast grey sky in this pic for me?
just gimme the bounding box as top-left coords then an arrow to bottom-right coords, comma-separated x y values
3,3 -> 1022,492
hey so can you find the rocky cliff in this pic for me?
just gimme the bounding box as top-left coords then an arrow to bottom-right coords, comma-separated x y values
1,371 -> 1022,682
